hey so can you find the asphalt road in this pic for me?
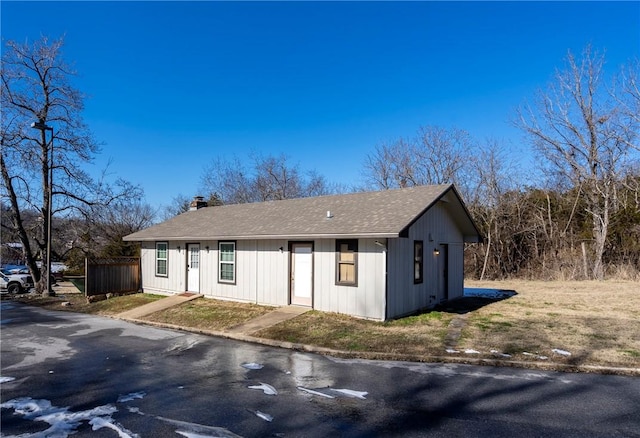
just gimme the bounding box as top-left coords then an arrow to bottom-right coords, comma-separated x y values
1,301 -> 639,437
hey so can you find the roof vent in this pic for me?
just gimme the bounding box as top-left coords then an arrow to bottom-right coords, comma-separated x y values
326,210 -> 333,219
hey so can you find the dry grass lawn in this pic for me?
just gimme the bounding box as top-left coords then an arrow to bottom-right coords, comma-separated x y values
7,280 -> 639,372
256,280 -> 640,371
8,291 -> 164,316
254,309 -> 453,355
461,280 -> 640,369
142,298 -> 274,331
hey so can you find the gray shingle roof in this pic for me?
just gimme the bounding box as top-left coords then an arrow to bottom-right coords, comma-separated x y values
123,184 -> 480,242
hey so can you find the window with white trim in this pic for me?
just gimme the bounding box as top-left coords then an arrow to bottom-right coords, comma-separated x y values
219,241 -> 236,283
156,242 -> 168,277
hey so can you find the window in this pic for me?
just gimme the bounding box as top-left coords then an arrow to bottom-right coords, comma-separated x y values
156,242 -> 168,277
336,239 -> 358,286
219,241 -> 236,283
414,241 -> 424,284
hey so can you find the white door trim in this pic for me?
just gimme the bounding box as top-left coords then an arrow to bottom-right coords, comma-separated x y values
290,242 -> 313,307
187,243 -> 200,293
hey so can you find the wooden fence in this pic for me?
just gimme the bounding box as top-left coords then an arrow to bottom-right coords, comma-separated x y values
85,257 -> 140,297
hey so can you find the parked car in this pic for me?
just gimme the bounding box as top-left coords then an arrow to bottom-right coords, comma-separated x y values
0,270 -> 34,294
2,265 -> 57,285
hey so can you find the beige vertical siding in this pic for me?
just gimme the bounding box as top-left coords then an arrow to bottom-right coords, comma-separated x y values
139,238 -> 386,318
255,240 -> 289,306
386,202 -> 465,319
139,241 -> 185,295
313,238 -> 386,320
141,239 -> 290,305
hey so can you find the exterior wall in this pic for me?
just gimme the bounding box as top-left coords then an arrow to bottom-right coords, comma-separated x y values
386,202 -> 465,319
140,238 -> 386,320
140,241 -> 185,295
313,238 -> 386,320
138,203 -> 464,321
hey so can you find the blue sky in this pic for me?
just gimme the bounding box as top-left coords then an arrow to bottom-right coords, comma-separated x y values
2,1 -> 639,209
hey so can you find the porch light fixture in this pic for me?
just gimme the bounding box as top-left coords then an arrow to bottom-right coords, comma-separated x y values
31,121 -> 54,296
205,246 -> 210,252
433,248 -> 440,256
177,245 -> 181,252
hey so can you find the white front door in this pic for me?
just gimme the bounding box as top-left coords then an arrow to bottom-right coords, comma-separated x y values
187,244 -> 200,293
291,243 -> 313,307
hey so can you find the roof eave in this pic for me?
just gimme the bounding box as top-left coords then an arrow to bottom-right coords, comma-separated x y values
123,232 -> 400,242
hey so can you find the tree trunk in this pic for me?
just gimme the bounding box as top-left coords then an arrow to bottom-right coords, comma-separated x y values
581,241 -> 590,280
480,229 -> 491,281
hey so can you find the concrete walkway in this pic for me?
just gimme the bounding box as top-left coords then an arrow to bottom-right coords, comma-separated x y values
225,305 -> 309,335
117,293 -> 203,319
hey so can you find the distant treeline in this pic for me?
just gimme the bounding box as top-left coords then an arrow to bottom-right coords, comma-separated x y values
463,178 -> 640,281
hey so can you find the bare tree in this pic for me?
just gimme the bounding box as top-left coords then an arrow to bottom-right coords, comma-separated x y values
1,36 -> 141,294
162,194 -> 192,220
515,46 -> 639,280
617,59 -> 640,136
465,140 -> 521,279
84,200 -> 156,258
200,153 -> 332,204
362,125 -> 474,191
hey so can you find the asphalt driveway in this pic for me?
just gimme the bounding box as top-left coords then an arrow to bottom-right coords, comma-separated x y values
2,302 -> 639,437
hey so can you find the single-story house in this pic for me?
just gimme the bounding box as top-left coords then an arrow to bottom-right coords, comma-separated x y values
123,184 -> 481,321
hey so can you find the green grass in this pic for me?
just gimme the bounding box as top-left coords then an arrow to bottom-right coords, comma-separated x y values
255,310 -> 451,355
144,297 -> 274,331
621,349 -> 640,358
10,292 -> 164,316
386,310 -> 449,326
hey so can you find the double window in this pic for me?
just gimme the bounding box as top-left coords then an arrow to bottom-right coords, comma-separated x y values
155,242 -> 168,277
414,241 -> 424,284
219,241 -> 236,283
336,239 -> 358,286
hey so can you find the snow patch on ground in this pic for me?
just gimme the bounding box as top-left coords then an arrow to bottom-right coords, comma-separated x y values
4,337 -> 76,370
248,382 -> 278,395
0,376 -> 16,383
90,416 -> 139,437
166,337 -> 200,353
117,392 -> 146,403
241,362 -> 264,370
490,350 -> 512,358
297,386 -> 335,399
523,352 -> 549,360
464,288 -> 516,299
0,397 -> 137,438
329,357 -> 574,383
154,413 -> 243,437
253,410 -> 273,422
330,388 -> 368,399
552,348 -> 572,356
177,432 -> 229,438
